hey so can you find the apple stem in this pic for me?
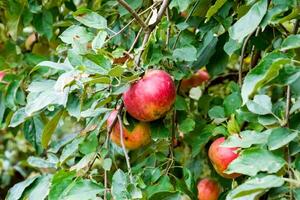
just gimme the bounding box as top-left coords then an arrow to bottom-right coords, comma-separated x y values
117,114 -> 134,183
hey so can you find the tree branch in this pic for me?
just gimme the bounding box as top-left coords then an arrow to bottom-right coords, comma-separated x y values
117,114 -> 133,183
149,0 -> 169,29
117,0 -> 148,30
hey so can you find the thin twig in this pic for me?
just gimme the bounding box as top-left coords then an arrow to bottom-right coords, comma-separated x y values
117,114 -> 133,183
166,8 -> 171,47
117,0 -> 148,30
172,0 -> 199,49
239,32 -> 254,86
135,31 -> 151,66
149,0 -> 169,29
109,4 -> 159,42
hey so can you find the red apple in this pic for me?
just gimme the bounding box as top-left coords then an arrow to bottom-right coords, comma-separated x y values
180,69 -> 210,92
0,71 -> 5,81
123,70 -> 176,122
208,137 -> 240,179
107,110 -> 151,150
197,178 -> 221,200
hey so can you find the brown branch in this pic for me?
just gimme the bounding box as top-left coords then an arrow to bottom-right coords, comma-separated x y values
117,0 -> 148,30
135,31 -> 151,66
117,114 -> 133,183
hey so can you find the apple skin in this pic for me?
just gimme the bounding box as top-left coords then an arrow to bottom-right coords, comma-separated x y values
208,137 -> 240,179
0,71 -> 5,81
107,110 -> 151,150
180,69 -> 210,92
197,178 -> 221,200
123,70 -> 176,122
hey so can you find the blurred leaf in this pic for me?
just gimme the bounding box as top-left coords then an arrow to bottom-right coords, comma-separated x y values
6,176 -> 38,200
28,175 -> 52,200
246,95 -> 272,115
175,95 -> 188,111
5,80 -> 20,111
226,175 -> 284,200
280,34 -> 300,51
173,46 -> 197,62
60,137 -> 85,163
36,61 -> 73,71
111,169 -> 129,200
228,0 -> 268,42
9,107 -> 28,127
70,153 -> 96,172
224,92 -> 242,116
208,106 -> 225,119
241,52 -> 289,103
48,171 -> 76,200
41,109 -> 64,148
59,179 -> 104,200
205,0 -> 227,21
103,158 -> 112,171
108,66 -> 124,77
267,128 -> 298,150
59,25 -> 94,45
226,147 -> 285,176
92,30 -> 108,52
147,176 -> 174,199
74,9 -> 107,29
222,130 -> 270,148
169,0 -> 192,12
28,156 -> 56,169
179,118 -> 195,134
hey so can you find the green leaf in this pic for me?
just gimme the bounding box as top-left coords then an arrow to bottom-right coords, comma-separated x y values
169,0 -> 192,12
223,92 -> 242,116
6,176 -> 38,200
48,171 -> 76,200
70,153 -> 96,172
92,30 -> 108,52
25,80 -> 69,115
103,158 -> 112,171
28,175 -> 52,200
208,106 -> 225,119
205,0 -> 227,21
33,10 -> 53,40
150,121 -> 170,139
146,176 -> 174,199
59,179 -> 104,200
111,169 -> 129,200
36,61 -> 73,71
59,25 -> 94,45
5,80 -> 20,111
193,31 -> 218,67
74,9 -> 107,29
175,95 -> 188,111
222,130 -> 270,148
108,66 -> 124,77
226,147 -> 285,176
27,156 -> 56,169
173,46 -> 197,62
41,110 -> 64,148
226,175 -> 284,200
60,137 -> 85,163
9,107 -> 28,127
241,52 -> 289,103
179,118 -> 195,134
267,128 -> 298,150
246,95 -> 272,115
228,0 -> 268,42
280,34 -> 300,51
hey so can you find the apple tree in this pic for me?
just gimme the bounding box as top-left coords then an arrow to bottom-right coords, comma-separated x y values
1,0 -> 300,199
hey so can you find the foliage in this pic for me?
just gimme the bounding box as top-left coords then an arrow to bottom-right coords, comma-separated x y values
0,0 -> 300,199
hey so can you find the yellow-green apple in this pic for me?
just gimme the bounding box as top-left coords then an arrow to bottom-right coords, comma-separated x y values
123,70 -> 176,122
197,178 -> 221,200
180,69 -> 210,92
107,110 -> 151,150
208,137 -> 240,179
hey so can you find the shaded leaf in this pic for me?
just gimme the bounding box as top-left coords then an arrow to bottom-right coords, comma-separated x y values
267,128 -> 298,150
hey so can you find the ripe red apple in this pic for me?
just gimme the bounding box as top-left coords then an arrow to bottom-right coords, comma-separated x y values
197,178 -> 221,200
208,137 -> 240,179
107,110 -> 151,150
123,70 -> 176,122
180,69 -> 210,92
0,71 -> 5,81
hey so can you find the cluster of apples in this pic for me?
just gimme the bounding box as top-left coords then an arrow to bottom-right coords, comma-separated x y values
106,68 -> 240,199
